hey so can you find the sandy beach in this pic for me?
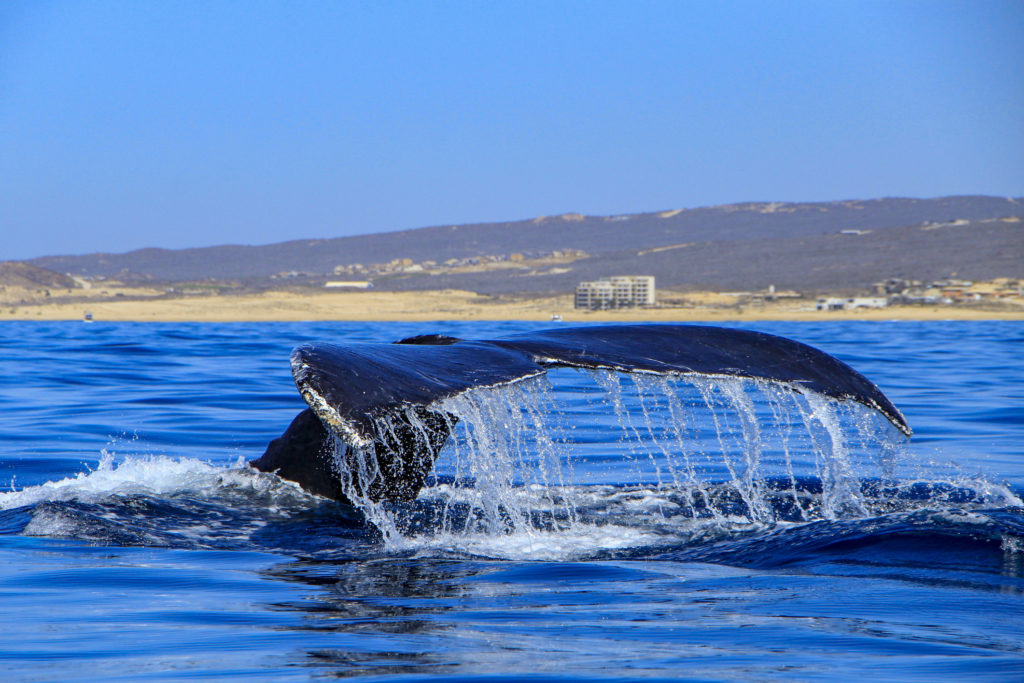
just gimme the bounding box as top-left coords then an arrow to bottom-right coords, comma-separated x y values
1,287 -> 1021,322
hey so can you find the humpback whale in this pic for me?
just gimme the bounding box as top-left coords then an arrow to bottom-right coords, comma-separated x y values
250,324 -> 910,504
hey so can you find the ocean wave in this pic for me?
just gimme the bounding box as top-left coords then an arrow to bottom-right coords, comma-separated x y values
3,453 -> 1021,572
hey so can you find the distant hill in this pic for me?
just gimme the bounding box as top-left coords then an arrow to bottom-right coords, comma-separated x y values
0,261 -> 78,290
24,195 -> 1024,294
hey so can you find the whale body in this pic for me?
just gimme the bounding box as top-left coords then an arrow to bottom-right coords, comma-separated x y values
250,324 -> 910,504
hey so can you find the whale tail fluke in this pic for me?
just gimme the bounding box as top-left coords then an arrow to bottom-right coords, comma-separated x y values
251,324 -> 910,504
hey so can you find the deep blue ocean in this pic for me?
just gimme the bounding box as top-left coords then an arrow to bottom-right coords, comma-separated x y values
1,320 -> 1022,682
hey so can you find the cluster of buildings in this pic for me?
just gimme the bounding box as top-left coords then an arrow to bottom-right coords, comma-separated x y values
281,251 -> 1022,314
879,277 -> 1022,304
574,276 -> 655,309
332,258 -> 430,276
330,249 -> 588,279
571,274 -> 1022,313
817,278 -> 1023,310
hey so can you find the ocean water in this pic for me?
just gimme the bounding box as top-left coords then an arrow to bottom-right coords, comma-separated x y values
0,320 -> 1022,681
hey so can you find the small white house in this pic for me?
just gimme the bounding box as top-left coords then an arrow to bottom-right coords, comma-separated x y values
816,297 -> 847,311
847,297 -> 888,309
325,281 -> 373,289
816,296 -> 888,311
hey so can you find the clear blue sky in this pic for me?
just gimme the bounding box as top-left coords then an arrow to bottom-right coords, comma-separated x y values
2,1 -> 1022,260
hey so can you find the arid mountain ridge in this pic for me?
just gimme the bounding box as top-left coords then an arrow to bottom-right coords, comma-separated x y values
20,195 -> 1024,295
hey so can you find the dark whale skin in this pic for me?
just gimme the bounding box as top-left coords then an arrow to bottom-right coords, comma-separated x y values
251,324 -> 910,503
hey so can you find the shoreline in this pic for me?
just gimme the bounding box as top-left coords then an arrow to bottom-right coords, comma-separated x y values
1,289 -> 1022,322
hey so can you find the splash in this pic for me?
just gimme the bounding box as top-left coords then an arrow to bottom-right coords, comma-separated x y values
1,450 -> 346,550
8,370 -> 1018,560
332,370 -> 1020,555
0,450 -> 320,514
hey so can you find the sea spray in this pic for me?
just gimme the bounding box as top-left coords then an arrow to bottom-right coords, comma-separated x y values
331,368 -> 959,553
0,450 -> 262,510
6,368 -> 1020,558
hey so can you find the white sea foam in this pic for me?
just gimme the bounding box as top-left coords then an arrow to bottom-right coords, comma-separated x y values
0,451 -> 288,511
324,369 -> 1015,559
7,369 -> 1014,560
400,523 -> 665,561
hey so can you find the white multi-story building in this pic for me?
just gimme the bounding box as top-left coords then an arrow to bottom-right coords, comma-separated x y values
575,276 -> 655,309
